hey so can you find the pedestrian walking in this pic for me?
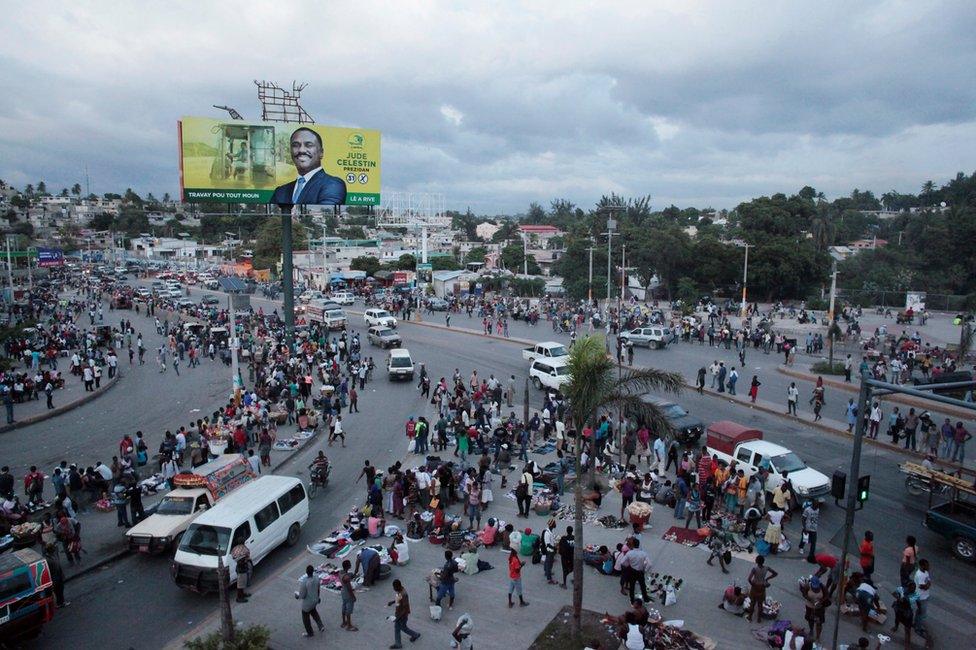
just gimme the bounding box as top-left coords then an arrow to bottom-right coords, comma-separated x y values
387,579 -> 421,648
434,550 -> 458,609
542,519 -> 557,585
696,366 -> 706,394
800,500 -> 821,562
745,555 -> 777,622
845,398 -> 858,432
748,375 -> 761,403
339,559 -> 359,631
45,381 -> 54,409
558,525 -> 574,588
507,547 -> 529,608
296,565 -> 325,637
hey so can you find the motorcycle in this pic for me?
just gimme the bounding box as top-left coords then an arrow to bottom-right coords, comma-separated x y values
308,463 -> 331,499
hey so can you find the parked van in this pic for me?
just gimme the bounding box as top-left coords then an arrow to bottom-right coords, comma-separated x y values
171,476 -> 308,593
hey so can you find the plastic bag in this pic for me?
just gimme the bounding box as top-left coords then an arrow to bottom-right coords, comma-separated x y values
408,438 -> 416,452
429,604 -> 443,621
664,584 -> 677,607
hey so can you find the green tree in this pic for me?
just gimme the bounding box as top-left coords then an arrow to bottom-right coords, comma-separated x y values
430,256 -> 461,271
562,336 -> 682,638
71,183 -> 81,196
89,213 -> 115,230
349,255 -> 380,276
524,202 -> 547,224
253,217 -> 307,271
395,254 -> 416,270
36,181 -> 47,195
500,243 -> 541,274
464,246 -> 487,265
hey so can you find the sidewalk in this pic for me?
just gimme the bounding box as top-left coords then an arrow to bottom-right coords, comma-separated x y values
174,445 -> 874,650
0,366 -> 120,433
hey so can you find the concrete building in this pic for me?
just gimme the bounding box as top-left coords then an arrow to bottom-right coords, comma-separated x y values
475,221 -> 501,241
129,236 -> 222,261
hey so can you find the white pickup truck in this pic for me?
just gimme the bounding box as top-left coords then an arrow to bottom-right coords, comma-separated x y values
522,341 -> 570,363
125,455 -> 255,554
705,421 -> 831,502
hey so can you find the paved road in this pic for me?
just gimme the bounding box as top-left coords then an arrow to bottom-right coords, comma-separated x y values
29,293 -> 976,648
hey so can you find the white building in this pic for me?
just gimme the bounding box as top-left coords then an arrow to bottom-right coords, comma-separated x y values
475,221 -> 501,241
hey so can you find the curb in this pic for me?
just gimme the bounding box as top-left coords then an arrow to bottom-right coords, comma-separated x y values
63,426 -> 319,584
776,366 -> 974,420
0,373 -> 120,434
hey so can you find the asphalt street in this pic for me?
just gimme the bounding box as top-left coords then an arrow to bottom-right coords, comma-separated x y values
25,293 -> 976,648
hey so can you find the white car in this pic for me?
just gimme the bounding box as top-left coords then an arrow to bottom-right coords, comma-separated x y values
387,348 -> 415,380
331,292 -> 354,305
529,358 -> 571,392
364,308 -> 397,328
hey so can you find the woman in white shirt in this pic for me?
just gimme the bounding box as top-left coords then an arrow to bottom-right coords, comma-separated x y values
765,506 -> 785,554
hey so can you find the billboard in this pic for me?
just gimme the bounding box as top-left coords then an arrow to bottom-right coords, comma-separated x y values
178,117 -> 381,206
36,247 -> 64,267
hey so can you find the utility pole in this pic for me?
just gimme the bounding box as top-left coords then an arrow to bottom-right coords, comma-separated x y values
740,243 -> 750,318
827,261 -> 839,367
830,373 -> 871,650
522,233 -> 528,276
216,555 -> 235,644
587,246 -> 594,305
5,236 -> 13,303
280,205 -> 295,347
26,247 -> 32,290
229,294 -> 241,404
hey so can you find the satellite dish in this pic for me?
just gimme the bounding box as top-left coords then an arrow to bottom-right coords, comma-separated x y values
939,202 -> 946,208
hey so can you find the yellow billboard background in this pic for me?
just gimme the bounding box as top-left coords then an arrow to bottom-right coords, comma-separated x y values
178,116 -> 381,205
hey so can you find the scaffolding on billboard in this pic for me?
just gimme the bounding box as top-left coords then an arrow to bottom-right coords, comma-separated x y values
254,80 -> 314,124
375,192 -> 450,229
375,192 -> 450,268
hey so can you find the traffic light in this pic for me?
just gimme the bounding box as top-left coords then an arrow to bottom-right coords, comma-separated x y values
831,469 -> 847,501
857,474 -> 871,503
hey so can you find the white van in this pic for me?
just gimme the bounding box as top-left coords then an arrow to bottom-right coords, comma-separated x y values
171,476 -> 308,593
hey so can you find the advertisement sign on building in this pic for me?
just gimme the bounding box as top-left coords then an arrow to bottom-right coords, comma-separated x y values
36,248 -> 64,267
178,117 -> 381,206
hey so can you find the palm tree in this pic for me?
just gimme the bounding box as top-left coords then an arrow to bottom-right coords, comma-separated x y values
920,180 -> 936,206
71,183 -> 82,196
562,336 -> 683,638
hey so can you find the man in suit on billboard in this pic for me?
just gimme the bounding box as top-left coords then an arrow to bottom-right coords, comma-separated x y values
270,127 -> 346,206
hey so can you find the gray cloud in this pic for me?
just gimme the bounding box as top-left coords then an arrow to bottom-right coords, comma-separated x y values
0,1 -> 974,212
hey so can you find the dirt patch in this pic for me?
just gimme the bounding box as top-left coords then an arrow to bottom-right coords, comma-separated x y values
529,605 -> 620,650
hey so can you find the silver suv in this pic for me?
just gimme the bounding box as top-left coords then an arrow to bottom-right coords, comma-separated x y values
620,326 -> 670,349
367,325 -> 402,349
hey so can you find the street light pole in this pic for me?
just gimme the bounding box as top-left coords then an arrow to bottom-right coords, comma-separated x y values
827,261 -> 839,367
587,246 -> 594,305
740,243 -> 750,318
522,233 -> 528,276
5,236 -> 13,303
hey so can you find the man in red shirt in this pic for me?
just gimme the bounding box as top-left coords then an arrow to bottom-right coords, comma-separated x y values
697,447 -> 713,487
507,548 -> 529,608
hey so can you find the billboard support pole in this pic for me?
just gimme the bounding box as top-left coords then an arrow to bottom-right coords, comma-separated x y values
280,207 -> 295,348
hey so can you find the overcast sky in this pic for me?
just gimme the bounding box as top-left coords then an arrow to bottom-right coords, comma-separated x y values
1,1 -> 974,214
